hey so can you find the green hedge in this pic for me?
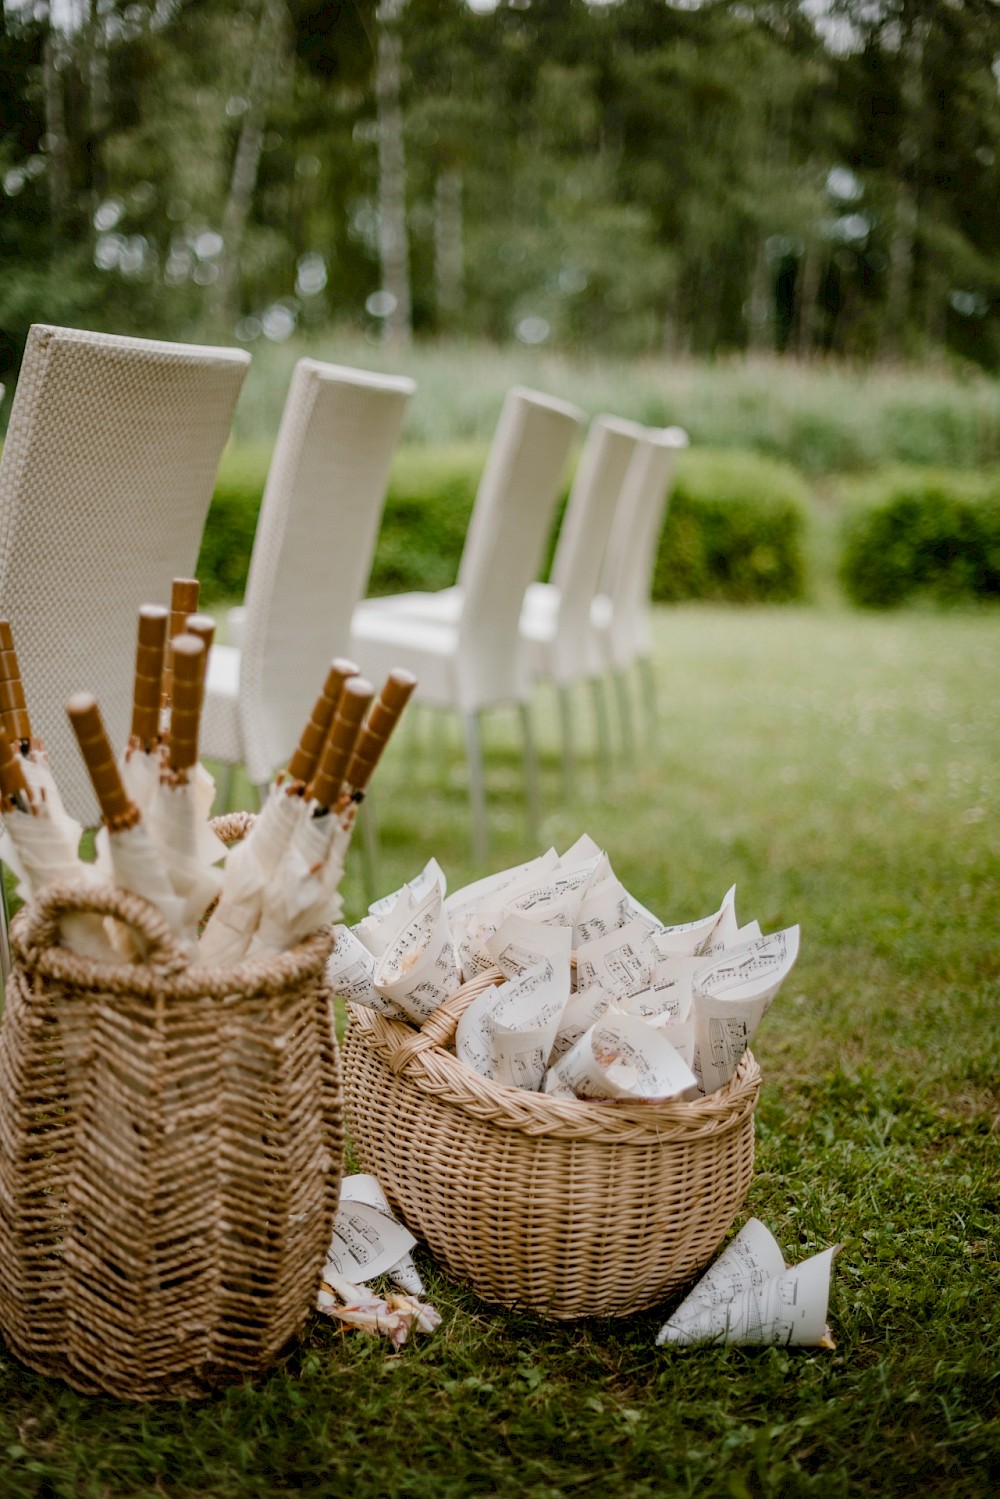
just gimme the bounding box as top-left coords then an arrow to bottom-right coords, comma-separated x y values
838,467 -> 1000,608
657,450 -> 808,603
197,441 -> 809,606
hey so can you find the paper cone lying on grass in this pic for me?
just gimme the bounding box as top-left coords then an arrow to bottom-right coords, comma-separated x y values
656,1218 -> 838,1348
324,1173 -> 424,1295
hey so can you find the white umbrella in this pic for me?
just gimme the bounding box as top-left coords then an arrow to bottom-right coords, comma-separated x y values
121,603 -> 169,815
198,657 -> 359,965
249,676 -> 375,958
0,724 -> 113,960
66,694 -> 187,948
334,668 -> 417,843
146,633 -> 226,940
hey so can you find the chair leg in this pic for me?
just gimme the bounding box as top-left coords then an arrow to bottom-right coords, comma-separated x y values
613,667 -> 637,764
0,860 -> 12,993
357,794 -> 381,905
215,760 -> 236,815
518,701 -> 541,847
557,685 -> 575,803
590,675 -> 613,781
462,711 -> 489,865
637,653 -> 658,750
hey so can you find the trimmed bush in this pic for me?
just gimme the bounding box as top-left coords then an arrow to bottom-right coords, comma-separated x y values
838,467 -> 1000,608
197,440 -> 810,607
656,449 -> 809,603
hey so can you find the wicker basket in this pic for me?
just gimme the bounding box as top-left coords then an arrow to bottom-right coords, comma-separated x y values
343,970 -> 760,1320
0,814 -> 343,1400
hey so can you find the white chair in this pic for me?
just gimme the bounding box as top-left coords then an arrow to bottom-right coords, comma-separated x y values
518,414 -> 644,797
349,385 -> 584,861
590,426 -> 689,754
0,323 -> 250,827
200,358 -> 414,797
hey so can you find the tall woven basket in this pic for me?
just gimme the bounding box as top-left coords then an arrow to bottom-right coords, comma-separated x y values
0,815 -> 343,1401
343,971 -> 760,1321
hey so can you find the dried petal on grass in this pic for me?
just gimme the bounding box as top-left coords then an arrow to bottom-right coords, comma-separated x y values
317,1270 -> 441,1348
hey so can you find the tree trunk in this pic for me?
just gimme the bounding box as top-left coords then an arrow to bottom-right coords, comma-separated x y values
434,169 -> 464,324
210,0 -> 287,336
376,0 -> 411,345
42,16 -> 69,238
796,238 -> 822,359
879,17 -> 927,361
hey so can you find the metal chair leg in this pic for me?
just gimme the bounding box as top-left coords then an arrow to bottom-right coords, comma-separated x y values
462,710 -> 489,864
637,653 -> 658,750
357,794 -> 381,906
518,701 -> 541,847
590,675 -> 613,781
613,667 -> 637,764
557,685 -> 575,803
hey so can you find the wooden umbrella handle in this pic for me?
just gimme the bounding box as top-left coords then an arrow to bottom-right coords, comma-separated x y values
66,694 -> 138,829
166,634 -> 206,774
0,618 -> 32,747
0,723 -> 31,811
286,657 -> 360,786
130,605 -> 169,747
161,577 -> 200,704
344,668 -> 417,795
308,676 -> 374,811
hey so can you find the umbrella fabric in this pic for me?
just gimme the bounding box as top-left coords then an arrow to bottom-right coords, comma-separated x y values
248,808 -> 347,958
146,765 -> 227,939
198,782 -> 306,964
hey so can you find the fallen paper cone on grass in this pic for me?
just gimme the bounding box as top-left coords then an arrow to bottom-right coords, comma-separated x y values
655,1218 -> 838,1349
317,1269 -> 441,1348
325,1173 -> 424,1295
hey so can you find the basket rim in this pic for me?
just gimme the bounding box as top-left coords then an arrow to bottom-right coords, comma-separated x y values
9,878 -> 335,1003
346,991 -> 761,1144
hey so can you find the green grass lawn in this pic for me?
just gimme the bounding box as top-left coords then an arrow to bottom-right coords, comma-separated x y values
1,602 -> 997,1497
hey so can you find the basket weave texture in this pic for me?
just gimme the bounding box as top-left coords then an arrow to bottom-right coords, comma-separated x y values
343,971 -> 761,1320
0,814 -> 343,1401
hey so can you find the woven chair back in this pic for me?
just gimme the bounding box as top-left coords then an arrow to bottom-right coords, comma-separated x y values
0,324 -> 250,824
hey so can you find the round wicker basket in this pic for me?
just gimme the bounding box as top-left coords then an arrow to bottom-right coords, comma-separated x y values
343,970 -> 761,1320
0,813 -> 343,1401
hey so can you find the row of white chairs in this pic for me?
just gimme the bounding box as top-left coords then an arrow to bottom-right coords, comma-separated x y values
0,323 -> 686,871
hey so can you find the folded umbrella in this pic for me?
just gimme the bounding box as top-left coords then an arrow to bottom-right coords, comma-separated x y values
198,657 -> 359,965
67,693 -> 187,947
249,676 -> 375,958
146,633 -> 226,940
121,604 -> 169,815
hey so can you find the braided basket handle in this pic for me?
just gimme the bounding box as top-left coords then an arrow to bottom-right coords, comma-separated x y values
11,810 -> 256,975
12,878 -> 190,974
389,967 -> 504,1074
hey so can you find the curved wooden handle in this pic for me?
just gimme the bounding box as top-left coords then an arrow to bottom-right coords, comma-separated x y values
308,676 -> 374,811
66,693 -> 138,829
344,668 -> 417,794
130,605 -> 169,747
286,657 -> 359,786
0,722 -> 31,811
166,634 -> 206,773
0,618 -> 31,746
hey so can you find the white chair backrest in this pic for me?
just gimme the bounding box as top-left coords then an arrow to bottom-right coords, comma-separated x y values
0,323 -> 250,824
545,414 -> 643,681
600,426 -> 689,665
454,386 -> 584,707
237,358 -> 414,782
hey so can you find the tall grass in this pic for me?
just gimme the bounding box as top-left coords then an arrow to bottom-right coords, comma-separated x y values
228,336 -> 1000,476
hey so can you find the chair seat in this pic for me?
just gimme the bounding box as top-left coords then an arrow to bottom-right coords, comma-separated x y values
355,586 -> 463,624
